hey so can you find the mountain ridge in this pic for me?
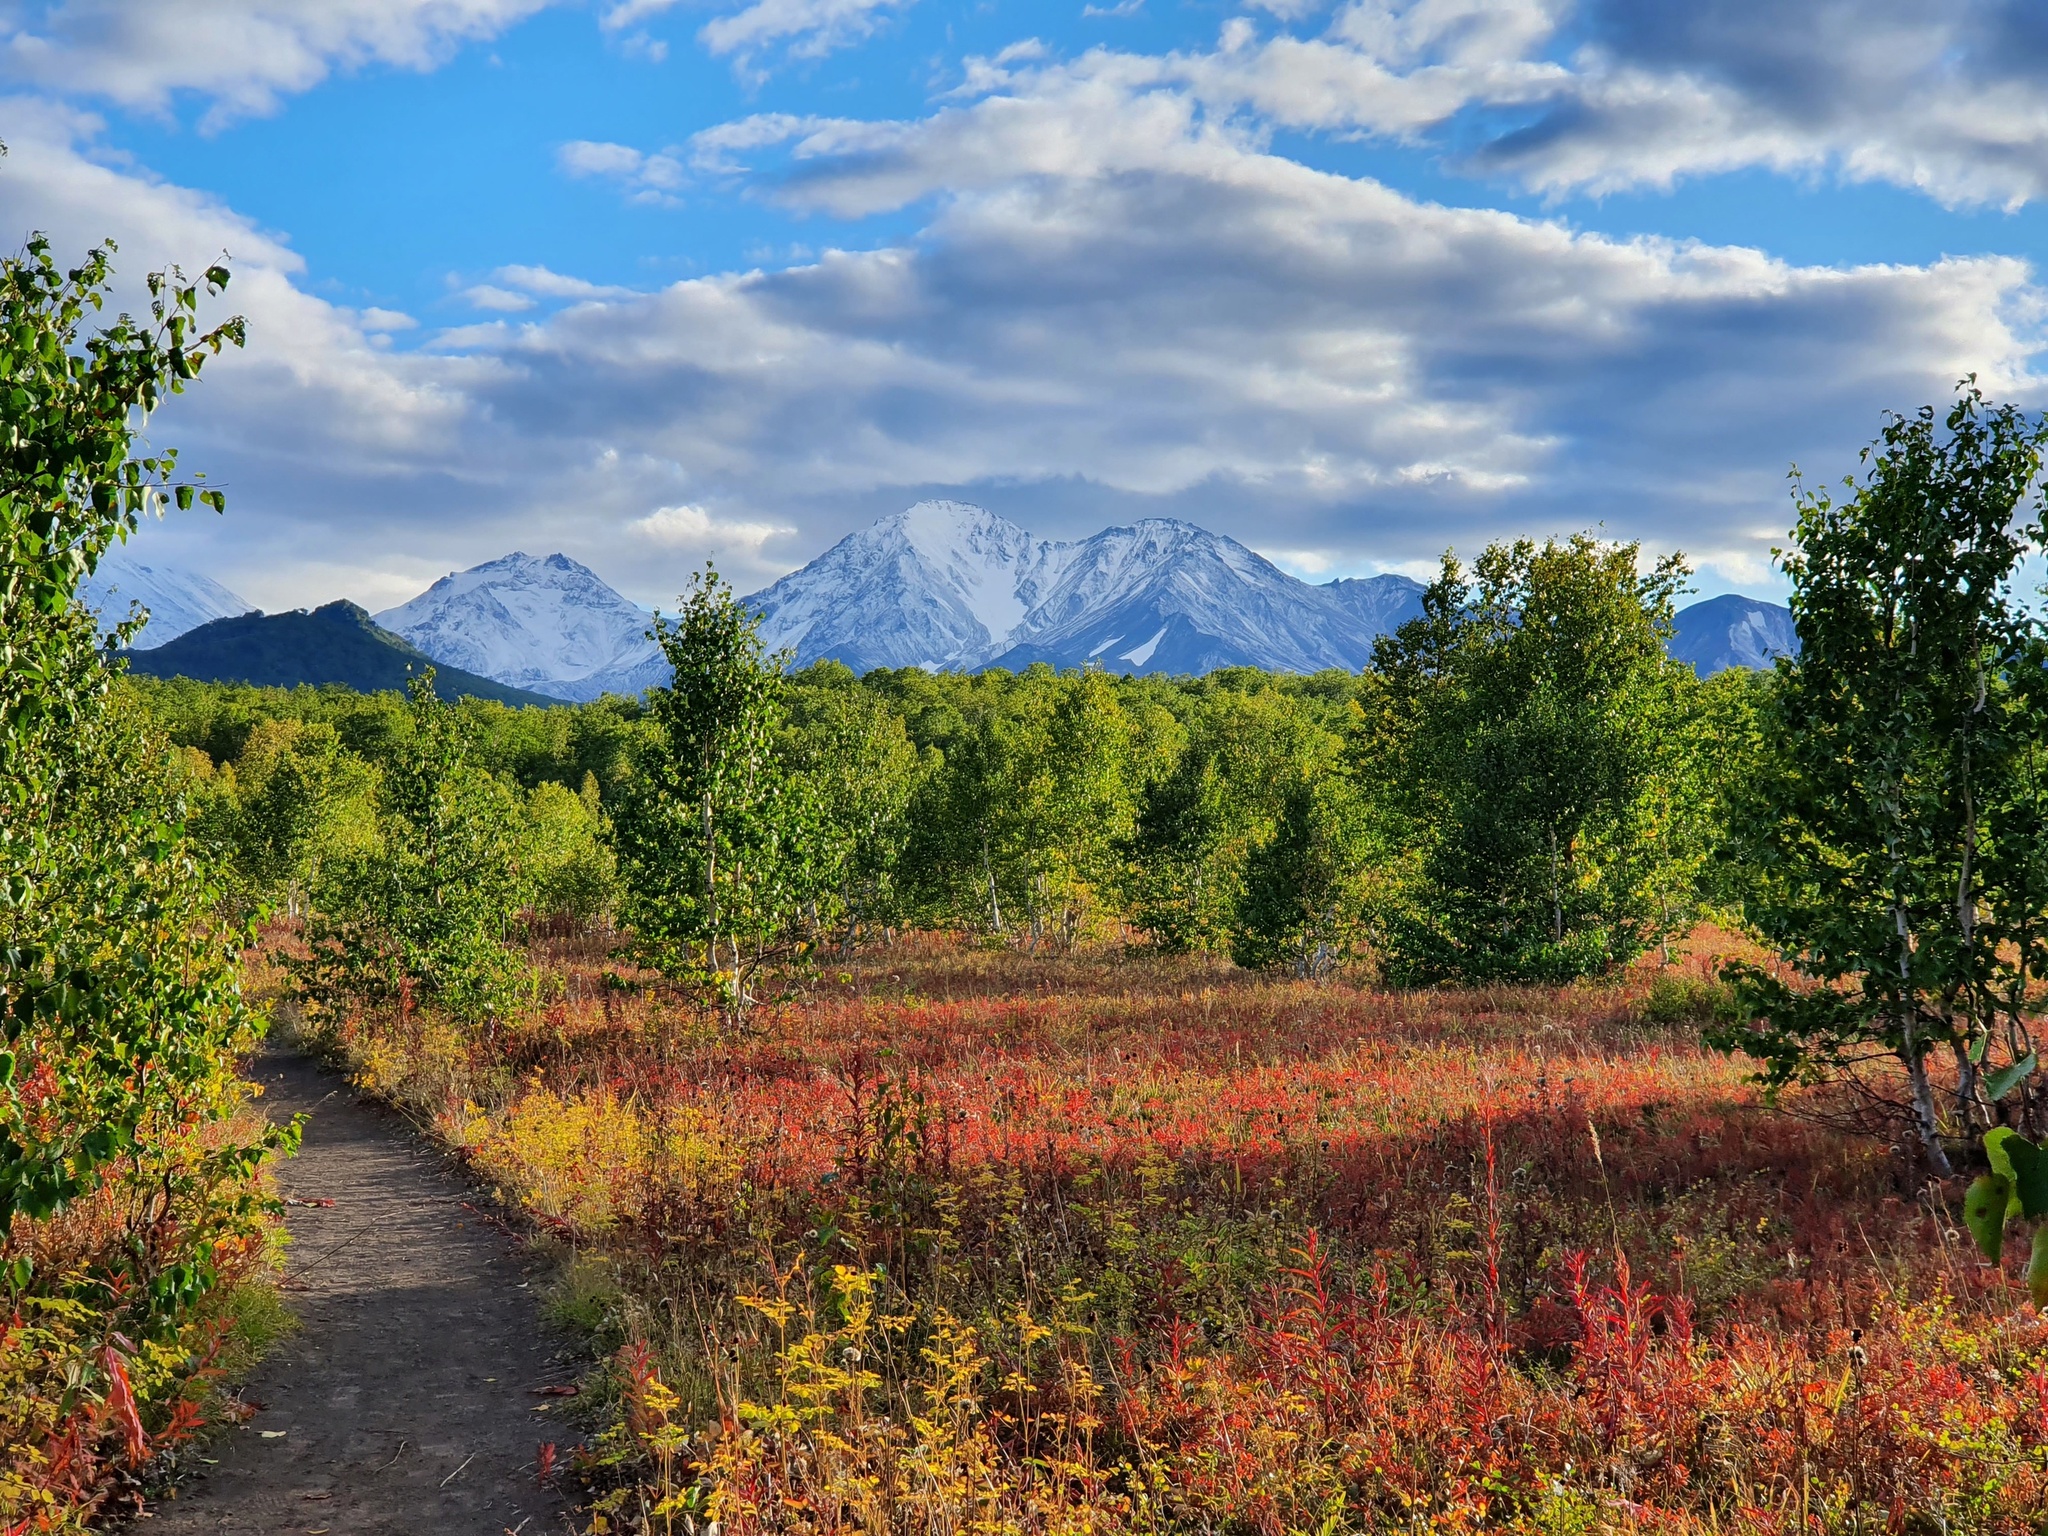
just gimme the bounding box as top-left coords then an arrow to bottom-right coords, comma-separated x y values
746,502 -> 1428,675
376,551 -> 661,702
977,517 -> 1412,675
125,601 -> 558,706
747,501 -> 1073,672
1668,592 -> 1798,675
78,549 -> 254,648
121,506 -> 1797,696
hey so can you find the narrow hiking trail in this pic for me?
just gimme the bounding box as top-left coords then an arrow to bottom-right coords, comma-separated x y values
150,1046 -> 583,1536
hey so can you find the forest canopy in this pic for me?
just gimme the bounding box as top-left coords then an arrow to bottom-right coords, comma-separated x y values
133,532 -> 1759,1008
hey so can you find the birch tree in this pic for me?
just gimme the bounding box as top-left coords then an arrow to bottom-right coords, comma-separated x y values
614,568 -> 814,1023
1722,384 -> 2048,1174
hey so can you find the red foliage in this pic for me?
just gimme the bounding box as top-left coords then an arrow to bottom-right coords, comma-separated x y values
327,935 -> 2048,1529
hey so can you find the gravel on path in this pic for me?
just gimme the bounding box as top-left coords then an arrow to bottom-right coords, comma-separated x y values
148,1045 -> 582,1536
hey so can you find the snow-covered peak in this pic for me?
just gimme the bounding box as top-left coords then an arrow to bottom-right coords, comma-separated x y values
77,549 -> 254,648
1668,594 -> 1797,676
1322,573 -> 1427,636
377,551 -> 658,700
364,511 -> 1430,694
748,501 -> 1071,671
885,500 -> 1069,642
990,518 -> 1386,674
749,506 -> 1409,676
386,551 -> 599,609
1009,520 -> 1269,636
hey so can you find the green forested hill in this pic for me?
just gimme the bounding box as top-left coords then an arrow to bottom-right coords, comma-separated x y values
125,600 -> 558,707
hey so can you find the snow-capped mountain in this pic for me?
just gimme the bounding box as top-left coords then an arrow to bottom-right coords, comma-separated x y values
1322,573 -> 1428,638
377,552 -> 661,702
1668,593 -> 1797,676
76,549 -> 254,648
985,519 -> 1403,675
750,502 -> 1425,675
224,515 -> 1796,700
750,501 -> 1075,672
375,507 -> 1422,693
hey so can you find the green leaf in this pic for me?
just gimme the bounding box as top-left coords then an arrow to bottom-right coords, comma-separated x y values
1986,1051 -> 2038,1103
2005,1133 -> 2048,1220
1987,1125 -> 2019,1181
1988,1128 -> 2032,1221
1965,1172 -> 2013,1262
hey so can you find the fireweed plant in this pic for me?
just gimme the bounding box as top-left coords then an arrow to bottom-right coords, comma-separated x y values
286,930 -> 2048,1535
0,230 -> 296,1528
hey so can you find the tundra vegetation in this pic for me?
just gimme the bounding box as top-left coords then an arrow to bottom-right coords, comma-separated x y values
8,230 -> 2048,1531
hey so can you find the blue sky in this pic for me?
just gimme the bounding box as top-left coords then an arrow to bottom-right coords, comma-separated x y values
6,1 -> 2048,611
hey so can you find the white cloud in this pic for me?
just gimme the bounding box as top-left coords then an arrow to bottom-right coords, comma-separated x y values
556,138 -> 686,203
699,0 -> 911,78
677,60 -> 1241,222
556,139 -> 646,179
10,40 -> 2045,612
599,0 -> 683,31
1268,547 -> 1335,575
618,31 -> 668,62
0,0 -> 923,122
1165,0 -> 2048,209
630,503 -> 794,549
688,113 -> 828,175
359,306 -> 419,331
493,264 -> 637,300
461,283 -> 536,311
0,0 -> 559,125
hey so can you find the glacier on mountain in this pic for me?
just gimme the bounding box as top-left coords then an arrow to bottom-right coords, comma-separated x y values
748,501 -> 1076,671
77,548 -> 254,648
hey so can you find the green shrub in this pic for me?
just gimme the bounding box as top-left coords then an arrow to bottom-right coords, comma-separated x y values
1634,969 -> 1744,1025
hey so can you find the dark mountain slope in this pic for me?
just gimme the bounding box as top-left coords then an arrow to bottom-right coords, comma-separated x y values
126,601 -> 559,706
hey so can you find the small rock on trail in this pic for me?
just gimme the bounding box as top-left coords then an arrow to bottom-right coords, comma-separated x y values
150,1045 -> 582,1535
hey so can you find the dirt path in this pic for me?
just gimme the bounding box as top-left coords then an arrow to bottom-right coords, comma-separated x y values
149,1046 -> 582,1536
